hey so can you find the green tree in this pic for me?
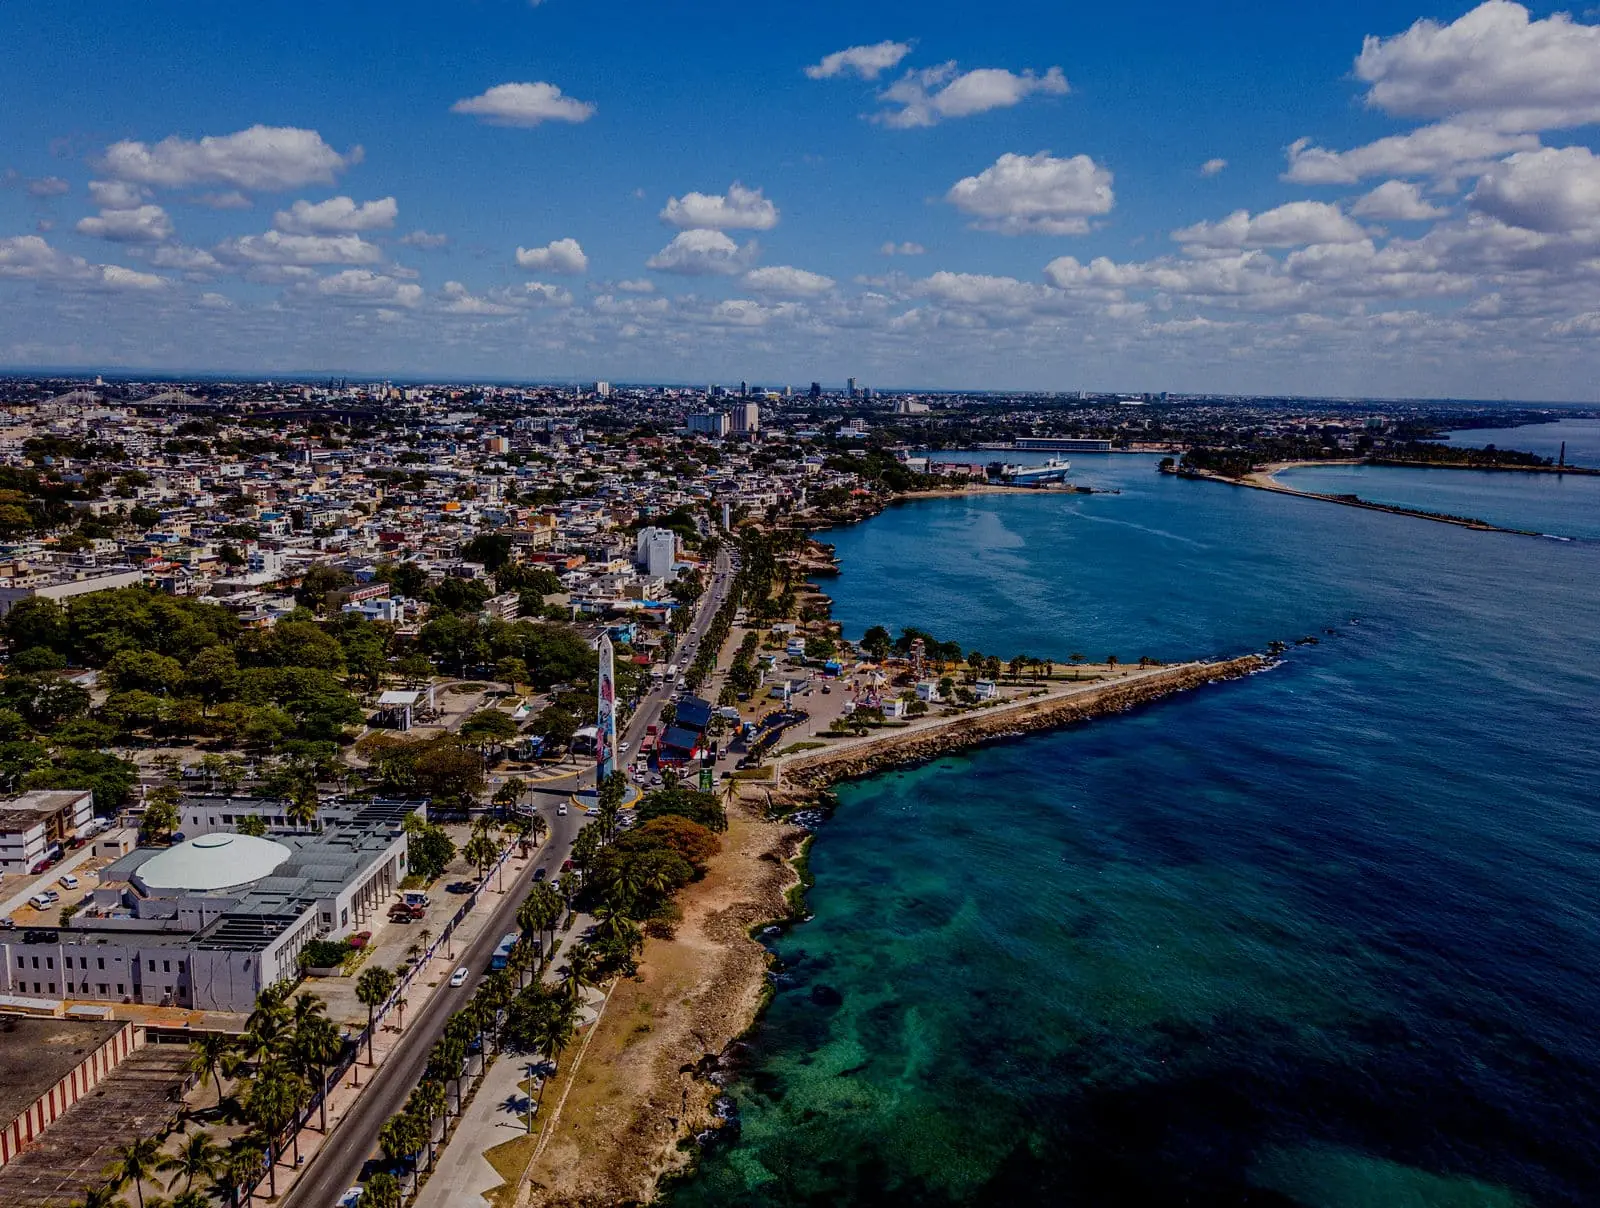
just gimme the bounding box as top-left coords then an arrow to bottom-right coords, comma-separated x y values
184,1032 -> 237,1108
355,966 -> 397,1064
357,1171 -> 402,1208
105,1136 -> 163,1208
290,1003 -> 344,1133
237,814 -> 268,837
160,1131 -> 223,1193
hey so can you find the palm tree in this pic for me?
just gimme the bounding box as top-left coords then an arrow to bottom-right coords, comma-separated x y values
105,1136 -> 163,1208
287,784 -> 319,831
357,1171 -> 402,1208
562,945 -> 599,1004
355,965 -> 396,1064
411,1080 -> 447,1163
74,1183 -> 129,1208
237,1010 -> 286,1070
529,814 -> 548,849
184,1033 -> 235,1108
291,1013 -> 344,1133
160,1131 -> 223,1193
242,1061 -> 307,1197
219,1136 -> 264,1208
1106,654 -> 1119,672
169,1192 -> 210,1208
532,1004 -> 576,1110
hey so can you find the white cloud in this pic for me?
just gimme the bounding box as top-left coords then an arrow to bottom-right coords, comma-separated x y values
614,277 -> 655,293
101,125 -> 355,190
274,196 -> 397,233
805,41 -> 913,80
515,237 -> 588,273
193,191 -> 253,210
1173,201 -> 1368,249
308,269 -> 423,307
520,281 -> 574,305
660,183 -> 779,231
1469,146 -> 1600,233
439,281 -> 517,316
743,265 -> 835,295
877,64 -> 1068,128
914,270 -> 1057,309
150,244 -> 223,273
88,180 -> 145,209
1352,180 -> 1449,221
645,229 -> 755,275
880,241 -> 926,256
217,230 -> 384,266
75,204 -> 174,243
400,230 -> 449,249
1200,158 -> 1228,177
0,234 -> 166,290
24,176 -> 70,198
1283,123 -> 1538,186
946,151 -> 1114,235
1354,1 -> 1600,132
450,82 -> 596,127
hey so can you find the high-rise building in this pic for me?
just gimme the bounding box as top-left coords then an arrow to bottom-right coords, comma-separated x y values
636,527 -> 678,580
740,380 -> 748,397
593,381 -> 611,397
686,412 -> 730,437
809,382 -> 822,399
730,401 -> 760,435
847,377 -> 857,398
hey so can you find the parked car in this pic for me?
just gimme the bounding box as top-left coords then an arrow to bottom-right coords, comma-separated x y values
336,1186 -> 364,1208
533,867 -> 548,882
449,967 -> 470,988
28,894 -> 52,910
58,874 -> 79,890
560,859 -> 573,873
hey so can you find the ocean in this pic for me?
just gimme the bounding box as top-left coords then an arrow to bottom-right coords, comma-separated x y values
669,455 -> 1600,1207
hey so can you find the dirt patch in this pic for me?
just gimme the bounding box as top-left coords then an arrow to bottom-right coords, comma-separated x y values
501,799 -> 804,1208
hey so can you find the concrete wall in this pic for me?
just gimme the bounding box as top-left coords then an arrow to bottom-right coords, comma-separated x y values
0,1023 -> 144,1168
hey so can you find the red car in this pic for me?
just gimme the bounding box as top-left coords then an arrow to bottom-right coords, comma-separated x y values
560,859 -> 573,873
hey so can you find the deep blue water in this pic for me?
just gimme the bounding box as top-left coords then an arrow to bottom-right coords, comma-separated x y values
1273,463 -> 1600,542
671,458 -> 1600,1207
1441,419 -> 1600,469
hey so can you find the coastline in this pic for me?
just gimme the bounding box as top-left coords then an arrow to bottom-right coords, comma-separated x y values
501,487 -> 1270,1206
1175,461 -> 1543,534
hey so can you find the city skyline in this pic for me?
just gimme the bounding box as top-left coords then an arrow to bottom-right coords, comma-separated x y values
5,1 -> 1600,400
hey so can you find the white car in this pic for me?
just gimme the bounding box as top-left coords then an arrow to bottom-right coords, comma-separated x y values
557,803 -> 568,816
58,874 -> 79,890
28,893 -> 52,910
449,967 -> 470,988
336,1186 -> 364,1208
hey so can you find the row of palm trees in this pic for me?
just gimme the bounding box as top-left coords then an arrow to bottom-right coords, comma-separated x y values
75,987 -> 349,1208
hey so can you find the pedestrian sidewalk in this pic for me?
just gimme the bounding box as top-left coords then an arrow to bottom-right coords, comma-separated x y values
414,1054 -> 541,1208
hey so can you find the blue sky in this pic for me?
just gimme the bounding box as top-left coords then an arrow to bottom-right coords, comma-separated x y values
3,1 -> 1600,399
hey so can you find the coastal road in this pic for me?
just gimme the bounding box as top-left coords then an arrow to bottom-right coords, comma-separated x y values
281,547 -> 735,1207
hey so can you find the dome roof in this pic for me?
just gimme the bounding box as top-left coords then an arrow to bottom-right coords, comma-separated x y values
133,832 -> 292,894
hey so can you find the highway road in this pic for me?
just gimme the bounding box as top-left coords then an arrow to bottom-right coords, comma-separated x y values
282,547 -> 734,1208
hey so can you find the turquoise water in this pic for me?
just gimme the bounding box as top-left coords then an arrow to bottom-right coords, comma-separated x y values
1273,463 -> 1600,541
671,458 -> 1600,1207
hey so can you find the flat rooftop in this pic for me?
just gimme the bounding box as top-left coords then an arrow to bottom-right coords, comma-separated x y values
0,1017 -> 125,1127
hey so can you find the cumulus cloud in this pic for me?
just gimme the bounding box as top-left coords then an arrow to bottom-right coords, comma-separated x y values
1354,1 -> 1600,132
520,281 -> 574,305
450,82 -> 596,127
150,244 -> 223,273
88,180 -> 146,209
1469,146 -> 1600,233
743,265 -> 835,295
877,64 -> 1068,128
946,151 -> 1113,235
1200,158 -> 1228,177
193,191 -> 253,210
660,183 -> 779,231
1173,201 -> 1367,249
645,229 -> 756,275
1283,123 -> 1538,186
216,230 -> 384,266
881,241 -> 926,256
438,281 -> 516,316
515,237 -> 588,273
100,125 -> 355,191
0,234 -> 166,290
400,229 -> 449,249
805,41 -> 913,80
25,176 -> 70,197
614,278 -> 655,293
1352,180 -> 1449,221
75,204 -> 174,243
306,269 -> 423,307
914,270 -> 1057,309
274,196 -> 397,233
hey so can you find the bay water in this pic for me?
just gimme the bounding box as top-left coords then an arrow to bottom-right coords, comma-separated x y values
670,456 -> 1600,1207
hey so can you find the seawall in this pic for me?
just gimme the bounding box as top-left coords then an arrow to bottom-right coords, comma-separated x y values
779,655 -> 1267,790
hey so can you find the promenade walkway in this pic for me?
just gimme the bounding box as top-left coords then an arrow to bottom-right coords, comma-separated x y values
414,1054 -> 538,1208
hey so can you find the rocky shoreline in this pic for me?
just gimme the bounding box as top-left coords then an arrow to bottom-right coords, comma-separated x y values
779,656 -> 1268,791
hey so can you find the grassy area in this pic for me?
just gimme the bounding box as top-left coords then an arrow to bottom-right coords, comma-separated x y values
729,765 -> 773,780
778,741 -> 828,755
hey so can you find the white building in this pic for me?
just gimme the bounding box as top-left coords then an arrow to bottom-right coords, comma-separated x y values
730,402 -> 760,435
0,569 -> 144,619
686,412 -> 729,438
635,526 -> 677,580
0,790 -> 95,874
